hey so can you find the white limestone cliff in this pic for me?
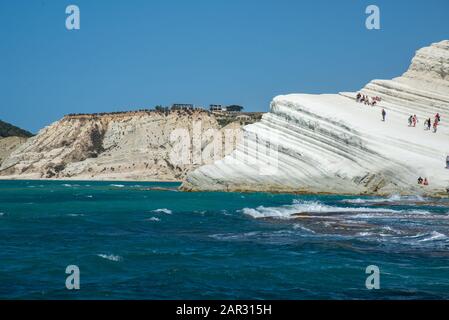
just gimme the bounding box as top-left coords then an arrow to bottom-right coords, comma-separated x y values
182,40 -> 449,196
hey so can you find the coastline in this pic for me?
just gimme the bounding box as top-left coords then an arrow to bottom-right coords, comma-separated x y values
180,182 -> 449,198
1,177 -> 446,198
0,177 -> 182,183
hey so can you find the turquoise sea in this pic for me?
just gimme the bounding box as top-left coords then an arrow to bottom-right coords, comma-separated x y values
1,180 -> 448,300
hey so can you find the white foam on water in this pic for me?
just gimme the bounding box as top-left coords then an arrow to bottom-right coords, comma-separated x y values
67,213 -> 84,217
241,200 -> 404,220
146,217 -> 160,222
152,208 -> 172,215
220,210 -> 231,216
97,254 -> 123,262
110,184 -> 125,188
210,231 -> 260,241
357,232 -> 374,237
0,212 -> 4,217
292,223 -> 315,234
62,184 -> 72,187
342,194 -> 426,204
418,231 -> 448,242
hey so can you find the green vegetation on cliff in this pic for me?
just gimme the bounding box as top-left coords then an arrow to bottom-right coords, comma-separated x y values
0,120 -> 33,138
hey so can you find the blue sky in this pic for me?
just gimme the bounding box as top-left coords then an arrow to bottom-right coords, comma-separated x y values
1,0 -> 448,133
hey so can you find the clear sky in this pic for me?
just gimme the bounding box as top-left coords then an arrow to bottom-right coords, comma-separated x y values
1,0 -> 448,133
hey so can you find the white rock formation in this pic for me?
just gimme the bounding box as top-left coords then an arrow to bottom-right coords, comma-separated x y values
0,136 -> 28,166
0,110 -> 244,181
182,40 -> 449,196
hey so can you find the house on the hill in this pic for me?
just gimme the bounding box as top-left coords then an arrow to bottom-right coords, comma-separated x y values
209,104 -> 224,112
171,104 -> 194,111
225,105 -> 244,113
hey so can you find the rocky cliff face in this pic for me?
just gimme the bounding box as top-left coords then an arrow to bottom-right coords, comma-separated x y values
182,40 -> 449,196
0,137 -> 28,166
0,110 -> 246,181
0,120 -> 33,166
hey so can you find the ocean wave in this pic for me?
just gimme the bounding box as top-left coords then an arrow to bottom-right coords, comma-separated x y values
342,194 -> 426,204
292,223 -> 315,234
110,184 -> 125,188
241,200 -> 403,220
357,232 -> 374,237
0,212 -> 4,217
97,254 -> 123,262
418,231 -> 448,242
146,217 -> 160,222
67,213 -> 85,217
152,208 -> 172,215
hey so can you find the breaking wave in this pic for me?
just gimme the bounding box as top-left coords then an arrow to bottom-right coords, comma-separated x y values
241,200 -> 410,219
97,254 -> 123,262
152,208 -> 172,215
418,231 -> 448,242
342,194 -> 426,204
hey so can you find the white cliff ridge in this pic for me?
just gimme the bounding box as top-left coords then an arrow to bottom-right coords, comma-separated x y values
182,40 -> 449,196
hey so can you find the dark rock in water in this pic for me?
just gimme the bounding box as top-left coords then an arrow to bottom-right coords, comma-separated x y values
141,186 -> 179,192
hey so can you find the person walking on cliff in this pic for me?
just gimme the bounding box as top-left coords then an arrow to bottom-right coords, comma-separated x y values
412,115 -> 418,127
408,115 -> 413,127
433,120 -> 439,133
381,109 -> 386,122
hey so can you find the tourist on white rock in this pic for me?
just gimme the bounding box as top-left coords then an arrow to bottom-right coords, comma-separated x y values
418,177 -> 424,185
446,155 -> 449,169
435,113 -> 441,123
356,93 -> 361,102
425,118 -> 432,130
433,120 -> 439,133
408,115 -> 413,127
381,109 -> 386,121
423,178 -> 429,186
412,115 -> 418,127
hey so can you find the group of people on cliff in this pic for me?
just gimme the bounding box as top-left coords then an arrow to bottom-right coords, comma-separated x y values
356,93 -> 381,106
417,177 -> 429,186
408,113 -> 441,132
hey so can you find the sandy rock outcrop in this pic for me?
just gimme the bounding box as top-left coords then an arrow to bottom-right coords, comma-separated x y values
0,137 -> 28,166
0,110 -> 245,181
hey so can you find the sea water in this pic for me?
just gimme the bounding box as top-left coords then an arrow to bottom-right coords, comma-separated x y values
0,180 -> 448,299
